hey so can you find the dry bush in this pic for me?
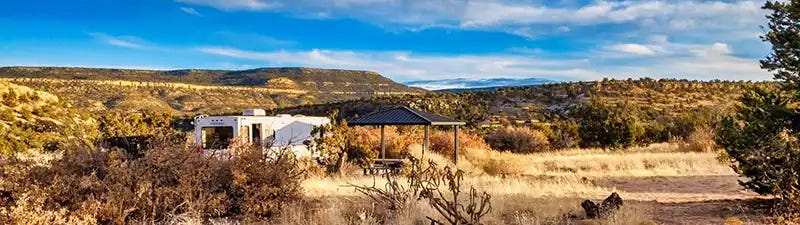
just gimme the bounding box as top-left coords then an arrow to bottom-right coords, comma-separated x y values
228,146 -> 304,219
350,126 -> 415,160
470,157 -> 524,176
676,126 -> 717,152
419,167 -> 492,225
406,144 -> 484,176
314,120 -> 416,173
429,130 -> 490,156
0,138 -> 303,224
485,126 -> 550,153
350,158 -> 492,225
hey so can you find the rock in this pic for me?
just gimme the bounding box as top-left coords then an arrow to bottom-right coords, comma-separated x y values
581,200 -> 600,219
600,192 -> 623,217
582,192 -> 624,219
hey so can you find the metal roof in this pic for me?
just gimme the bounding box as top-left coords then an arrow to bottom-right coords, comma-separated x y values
348,106 -> 466,126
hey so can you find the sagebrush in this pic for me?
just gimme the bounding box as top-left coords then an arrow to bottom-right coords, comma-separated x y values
0,137 -> 303,224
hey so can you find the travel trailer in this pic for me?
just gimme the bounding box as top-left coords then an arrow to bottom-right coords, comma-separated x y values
193,109 -> 330,157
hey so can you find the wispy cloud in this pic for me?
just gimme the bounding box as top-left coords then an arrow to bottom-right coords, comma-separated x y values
607,44 -> 656,56
174,0 -> 766,42
179,7 -> 202,16
213,31 -> 296,48
197,41 -> 770,82
175,0 -> 279,11
89,32 -> 149,49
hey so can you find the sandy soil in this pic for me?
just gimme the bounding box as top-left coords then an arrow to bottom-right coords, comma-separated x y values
596,175 -> 774,225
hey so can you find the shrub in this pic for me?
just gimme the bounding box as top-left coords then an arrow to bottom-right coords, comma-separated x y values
351,158 -> 492,225
477,157 -> 525,176
0,109 -> 14,122
676,126 -> 717,152
428,129 -> 489,156
485,126 -> 550,153
350,126 -> 414,160
717,88 -> 800,208
228,145 -> 304,219
0,138 -> 304,224
549,121 -> 580,149
2,90 -> 18,107
97,110 -> 174,138
717,0 -> 800,211
571,100 -> 645,149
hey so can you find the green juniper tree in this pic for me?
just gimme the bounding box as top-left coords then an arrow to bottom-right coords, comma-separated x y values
571,99 -> 645,149
717,0 -> 800,209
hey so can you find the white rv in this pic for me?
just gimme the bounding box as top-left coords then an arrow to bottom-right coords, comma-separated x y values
193,109 -> 330,157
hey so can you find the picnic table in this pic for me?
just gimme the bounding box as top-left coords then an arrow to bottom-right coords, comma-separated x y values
363,159 -> 405,175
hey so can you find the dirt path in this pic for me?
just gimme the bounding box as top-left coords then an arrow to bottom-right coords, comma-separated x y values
595,175 -> 773,224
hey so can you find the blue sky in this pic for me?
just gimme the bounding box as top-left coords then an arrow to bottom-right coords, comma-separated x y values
0,0 -> 774,83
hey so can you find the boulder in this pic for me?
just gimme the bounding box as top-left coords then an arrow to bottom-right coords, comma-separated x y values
582,192 -> 624,219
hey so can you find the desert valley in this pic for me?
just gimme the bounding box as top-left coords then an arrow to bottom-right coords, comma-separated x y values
4,0 -> 800,224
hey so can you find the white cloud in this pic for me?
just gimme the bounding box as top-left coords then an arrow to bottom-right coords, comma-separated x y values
168,0 -> 771,82
180,7 -> 202,16
197,42 -> 771,82
197,46 -> 597,81
696,43 -> 733,57
175,0 -> 279,11
462,1 -> 764,39
174,0 -> 766,45
608,44 -> 656,55
89,32 -> 148,49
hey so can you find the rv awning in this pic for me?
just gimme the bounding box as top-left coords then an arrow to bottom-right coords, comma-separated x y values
348,106 -> 465,126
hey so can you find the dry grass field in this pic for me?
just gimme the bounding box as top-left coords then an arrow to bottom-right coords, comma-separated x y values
164,143 -> 770,225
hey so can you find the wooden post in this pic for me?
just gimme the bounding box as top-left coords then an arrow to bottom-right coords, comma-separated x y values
423,125 -> 429,161
453,125 -> 459,164
380,125 -> 386,160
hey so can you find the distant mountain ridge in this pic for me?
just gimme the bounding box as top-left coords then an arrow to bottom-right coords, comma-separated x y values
0,66 -> 426,94
404,77 -> 556,90
0,66 -> 426,114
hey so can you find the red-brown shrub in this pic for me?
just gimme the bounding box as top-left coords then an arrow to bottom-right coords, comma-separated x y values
485,126 -> 551,153
428,129 -> 489,156
0,137 -> 303,224
350,126 -> 415,160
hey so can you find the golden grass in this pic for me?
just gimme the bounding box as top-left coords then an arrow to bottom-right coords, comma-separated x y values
10,141 -> 740,224
259,196 -> 654,225
302,142 -> 735,199
412,142 -> 732,178
290,143 -> 742,225
303,175 -> 612,199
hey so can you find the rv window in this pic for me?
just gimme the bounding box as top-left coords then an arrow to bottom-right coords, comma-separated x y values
201,126 -> 234,149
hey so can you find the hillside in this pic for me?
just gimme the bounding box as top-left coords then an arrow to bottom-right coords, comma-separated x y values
0,66 -> 425,94
0,81 -> 95,154
0,66 -> 426,114
282,78 -> 775,126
